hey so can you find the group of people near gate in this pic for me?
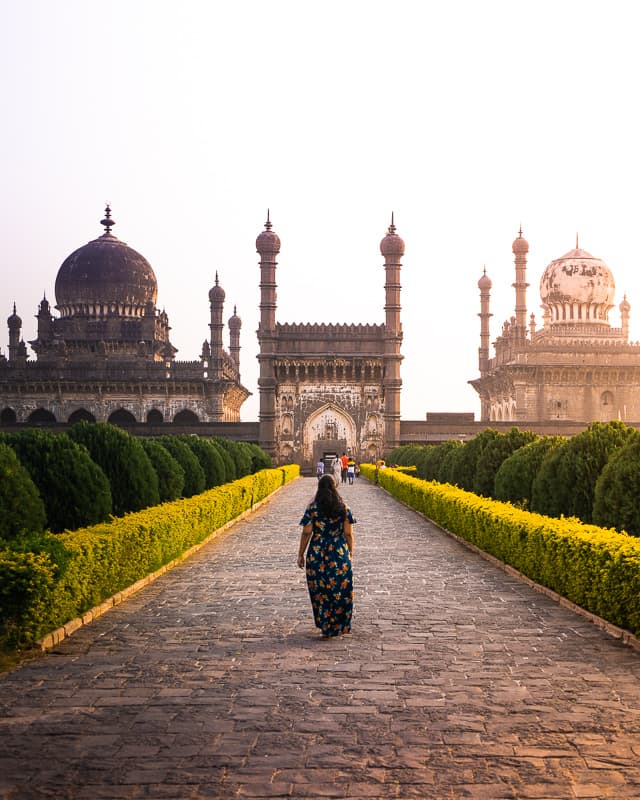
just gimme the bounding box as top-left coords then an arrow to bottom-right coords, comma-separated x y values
316,453 -> 358,484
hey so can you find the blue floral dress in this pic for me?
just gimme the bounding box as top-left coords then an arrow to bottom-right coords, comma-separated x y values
299,502 -> 356,637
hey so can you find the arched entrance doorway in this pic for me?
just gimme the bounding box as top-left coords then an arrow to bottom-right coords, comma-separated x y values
302,403 -> 357,468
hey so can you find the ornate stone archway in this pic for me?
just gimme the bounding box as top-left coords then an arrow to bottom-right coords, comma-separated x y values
302,403 -> 357,463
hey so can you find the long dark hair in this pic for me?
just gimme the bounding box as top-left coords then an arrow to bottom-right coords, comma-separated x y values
314,474 -> 346,519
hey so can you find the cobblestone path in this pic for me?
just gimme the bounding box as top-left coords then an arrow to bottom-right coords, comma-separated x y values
2,477 -> 640,799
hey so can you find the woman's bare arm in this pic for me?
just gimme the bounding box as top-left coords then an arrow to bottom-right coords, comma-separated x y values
343,519 -> 354,556
297,523 -> 313,569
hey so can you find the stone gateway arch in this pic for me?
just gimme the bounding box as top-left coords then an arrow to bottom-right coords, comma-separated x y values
256,214 -> 404,471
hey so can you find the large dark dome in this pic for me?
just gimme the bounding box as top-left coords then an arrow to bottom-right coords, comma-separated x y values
55,208 -> 157,317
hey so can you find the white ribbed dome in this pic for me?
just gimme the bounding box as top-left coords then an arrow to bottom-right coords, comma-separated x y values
540,246 -> 615,325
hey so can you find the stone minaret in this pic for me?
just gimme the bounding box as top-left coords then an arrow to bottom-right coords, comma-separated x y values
7,304 -> 22,362
620,294 -> 631,342
380,214 -> 404,452
256,211 -> 281,459
228,305 -> 241,373
512,226 -> 529,340
477,267 -> 492,376
208,272 -> 225,379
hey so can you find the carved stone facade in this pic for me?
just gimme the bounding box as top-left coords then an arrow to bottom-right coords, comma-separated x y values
470,230 -> 640,423
256,214 -> 404,468
0,208 -> 249,425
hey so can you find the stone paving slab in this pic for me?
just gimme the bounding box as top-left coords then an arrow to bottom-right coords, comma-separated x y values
1,477 -> 640,799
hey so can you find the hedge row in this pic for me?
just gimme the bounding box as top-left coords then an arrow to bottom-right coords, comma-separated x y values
361,464 -> 640,637
1,465 -> 299,648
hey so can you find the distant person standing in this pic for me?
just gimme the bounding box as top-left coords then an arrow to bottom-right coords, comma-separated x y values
316,459 -> 324,480
347,458 -> 355,485
333,457 -> 342,482
340,453 -> 349,484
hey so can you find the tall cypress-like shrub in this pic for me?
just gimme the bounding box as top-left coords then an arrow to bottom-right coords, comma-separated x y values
473,428 -> 539,499
593,438 -> 640,535
179,436 -> 225,489
245,442 -> 272,472
532,421 -> 639,523
3,429 -> 112,532
158,436 -> 206,497
215,437 -> 252,478
494,435 -> 565,508
140,438 -> 185,502
0,443 -> 46,541
211,438 -> 236,482
69,422 -> 159,516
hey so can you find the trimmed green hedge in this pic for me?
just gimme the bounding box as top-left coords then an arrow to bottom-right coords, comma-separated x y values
1,465 -> 299,648
361,464 -> 640,637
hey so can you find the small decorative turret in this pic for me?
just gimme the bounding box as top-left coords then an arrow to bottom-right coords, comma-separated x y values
380,212 -> 405,258
620,293 -> 631,342
7,303 -> 21,362
228,305 -> 242,372
255,209 -> 281,256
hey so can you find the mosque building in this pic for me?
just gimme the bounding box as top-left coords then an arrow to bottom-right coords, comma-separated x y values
0,207 -> 249,425
470,229 -> 640,423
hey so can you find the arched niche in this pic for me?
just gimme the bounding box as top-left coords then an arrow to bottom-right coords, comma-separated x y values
173,409 -> 199,425
108,408 -> 137,426
27,408 -> 56,423
0,408 -> 17,424
147,409 -> 163,425
68,408 -> 96,424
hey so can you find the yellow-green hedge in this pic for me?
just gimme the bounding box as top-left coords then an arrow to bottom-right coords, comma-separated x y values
361,464 -> 640,637
2,465 -> 299,647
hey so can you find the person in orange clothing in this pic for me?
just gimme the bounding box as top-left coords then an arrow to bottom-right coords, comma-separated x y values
340,452 -> 349,484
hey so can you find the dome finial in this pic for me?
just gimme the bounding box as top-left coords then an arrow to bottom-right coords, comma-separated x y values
100,204 -> 115,235
518,224 -> 523,237
388,211 -> 396,234
265,209 -> 272,231
576,232 -> 579,249
215,271 -> 219,286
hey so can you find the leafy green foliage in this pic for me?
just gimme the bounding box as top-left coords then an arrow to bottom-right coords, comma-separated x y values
245,442 -> 272,472
495,436 -> 565,508
593,438 -> 640,535
179,436 -> 225,489
215,437 -> 252,478
158,436 -> 206,497
140,439 -> 185,502
211,439 -> 235,482
473,428 -> 539,498
0,444 -> 46,541
532,421 -> 640,523
436,440 -> 465,484
446,429 -> 501,491
2,429 -> 112,532
68,422 -> 159,516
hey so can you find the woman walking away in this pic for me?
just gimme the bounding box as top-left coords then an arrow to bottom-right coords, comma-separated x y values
297,474 -> 356,637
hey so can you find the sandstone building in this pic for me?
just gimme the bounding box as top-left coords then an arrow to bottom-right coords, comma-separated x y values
470,229 -> 640,423
256,214 -> 404,466
0,207 -> 249,425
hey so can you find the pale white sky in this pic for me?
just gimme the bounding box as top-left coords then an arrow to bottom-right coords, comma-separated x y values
2,1 -> 639,421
